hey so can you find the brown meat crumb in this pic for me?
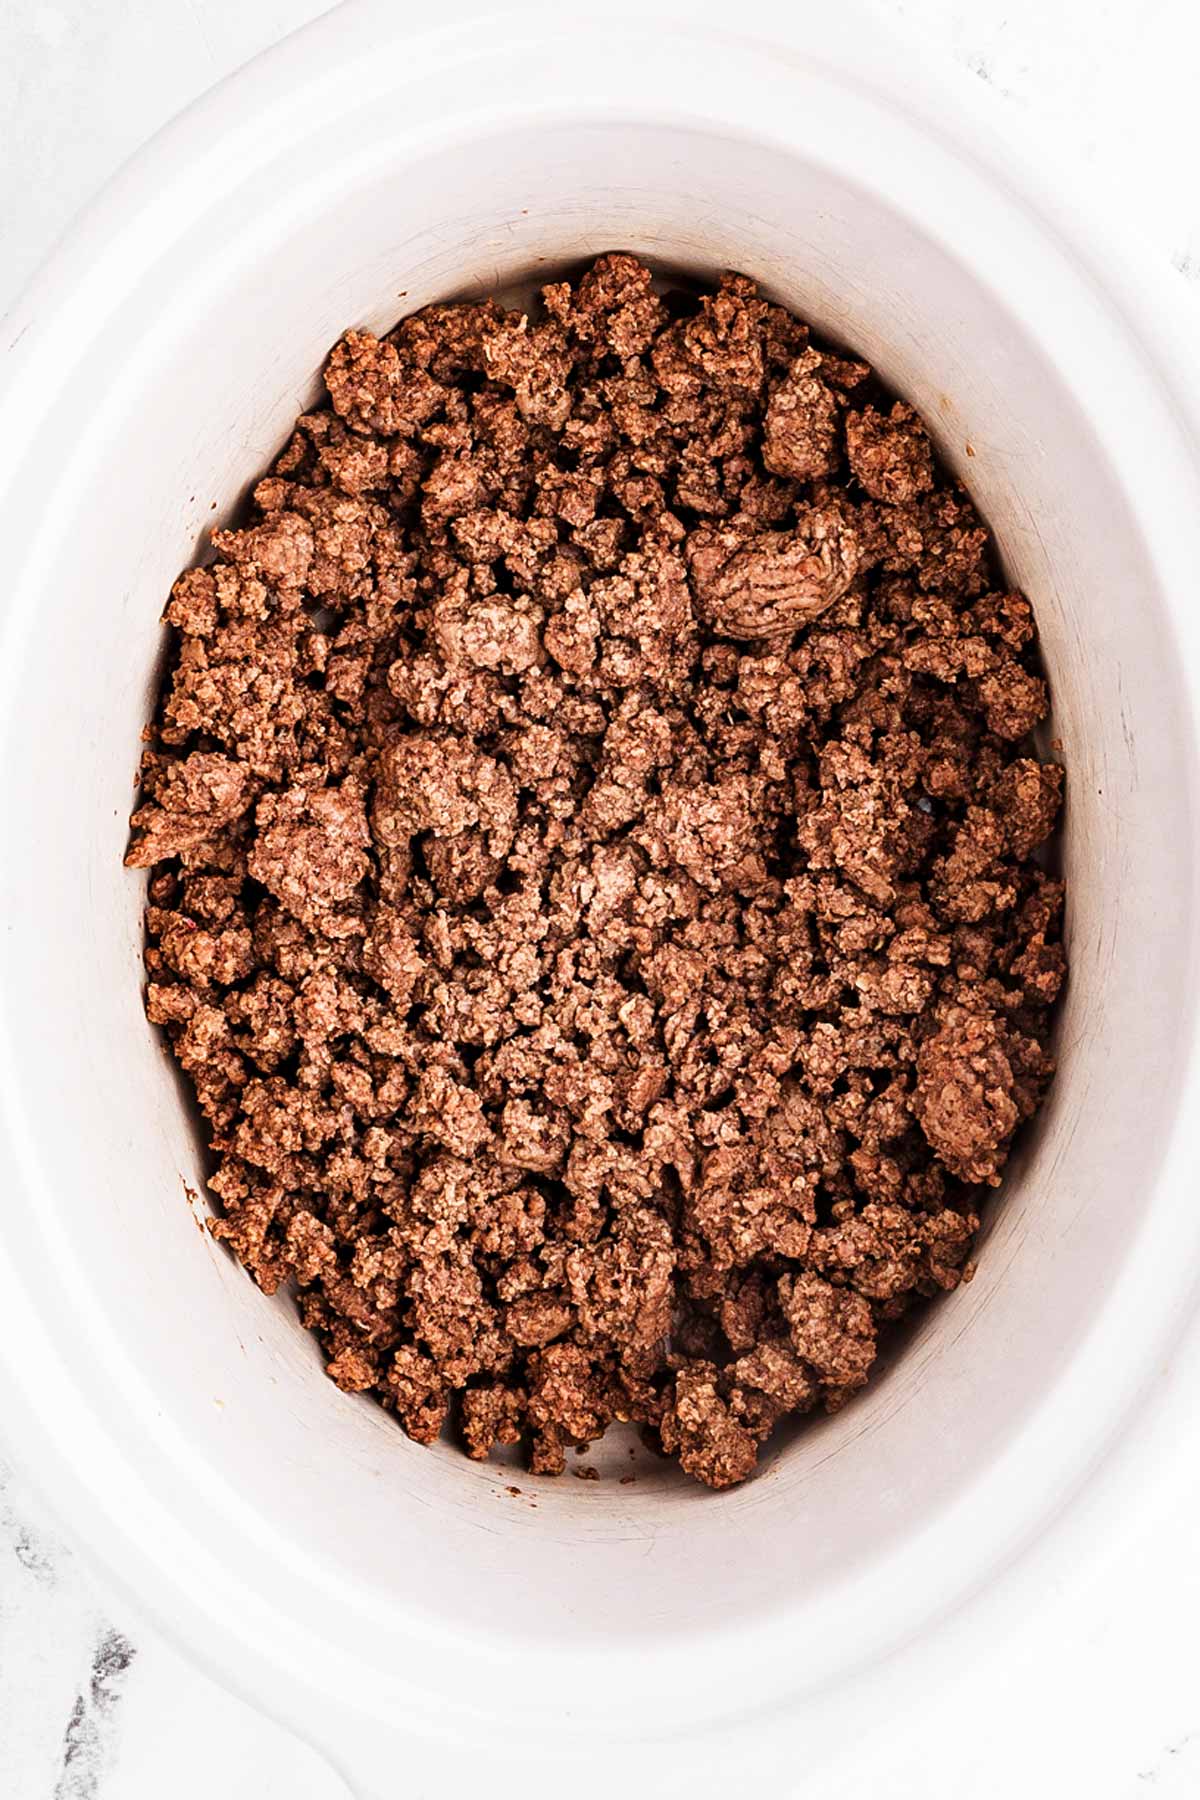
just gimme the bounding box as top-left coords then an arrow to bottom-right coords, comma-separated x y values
128,256 -> 1065,1490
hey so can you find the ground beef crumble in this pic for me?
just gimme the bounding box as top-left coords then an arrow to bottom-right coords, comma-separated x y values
128,255 -> 1065,1489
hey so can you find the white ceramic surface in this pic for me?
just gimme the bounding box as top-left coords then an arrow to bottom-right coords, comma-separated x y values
3,2 -> 1200,1795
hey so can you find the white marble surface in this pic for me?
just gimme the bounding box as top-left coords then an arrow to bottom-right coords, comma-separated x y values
2,0 -> 1200,1793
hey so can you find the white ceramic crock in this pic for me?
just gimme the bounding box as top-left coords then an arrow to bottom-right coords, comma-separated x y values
2,2 -> 1200,1793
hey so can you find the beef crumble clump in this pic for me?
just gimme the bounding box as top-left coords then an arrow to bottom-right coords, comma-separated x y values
128,255 -> 1065,1489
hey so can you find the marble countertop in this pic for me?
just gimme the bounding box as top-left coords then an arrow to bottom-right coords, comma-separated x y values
2,1 -> 1199,1793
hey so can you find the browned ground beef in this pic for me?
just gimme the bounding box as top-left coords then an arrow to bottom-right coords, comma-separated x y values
128,254 -> 1065,1489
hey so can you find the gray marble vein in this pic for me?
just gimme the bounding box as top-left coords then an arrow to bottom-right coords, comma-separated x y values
54,1630 -> 138,1800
